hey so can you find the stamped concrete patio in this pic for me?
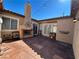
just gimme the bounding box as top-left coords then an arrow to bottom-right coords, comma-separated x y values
23,35 -> 74,59
0,40 -> 43,59
0,35 -> 74,59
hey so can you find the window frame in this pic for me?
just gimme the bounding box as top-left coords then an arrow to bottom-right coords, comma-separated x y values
11,19 -> 18,30
2,15 -> 19,31
2,17 -> 11,29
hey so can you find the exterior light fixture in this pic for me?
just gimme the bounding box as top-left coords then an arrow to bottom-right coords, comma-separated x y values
73,17 -> 79,23
73,19 -> 77,23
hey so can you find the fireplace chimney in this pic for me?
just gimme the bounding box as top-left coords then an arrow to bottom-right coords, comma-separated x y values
24,1 -> 32,30
0,0 -> 3,11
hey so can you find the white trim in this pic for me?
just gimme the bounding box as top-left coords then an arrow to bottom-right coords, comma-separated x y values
2,15 -> 19,20
1,15 -> 19,31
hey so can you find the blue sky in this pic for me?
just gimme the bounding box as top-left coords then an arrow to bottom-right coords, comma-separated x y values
3,0 -> 71,20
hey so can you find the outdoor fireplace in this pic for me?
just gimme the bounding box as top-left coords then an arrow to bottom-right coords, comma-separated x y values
23,30 -> 33,38
20,1 -> 33,38
24,30 -> 31,35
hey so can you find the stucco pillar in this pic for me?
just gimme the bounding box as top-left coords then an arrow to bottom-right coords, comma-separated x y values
20,29 -> 24,39
73,21 -> 79,59
73,9 -> 79,59
0,17 -> 3,43
0,17 -> 3,55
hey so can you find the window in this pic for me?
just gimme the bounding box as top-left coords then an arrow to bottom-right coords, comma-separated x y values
53,25 -> 57,33
2,17 -> 18,30
11,19 -> 17,29
2,17 -> 10,29
48,25 -> 51,34
51,25 -> 57,33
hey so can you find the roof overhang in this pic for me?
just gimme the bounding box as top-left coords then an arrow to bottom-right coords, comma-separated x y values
71,0 -> 79,19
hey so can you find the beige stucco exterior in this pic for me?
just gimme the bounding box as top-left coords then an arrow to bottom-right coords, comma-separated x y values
0,11 -> 39,39
73,21 -> 79,59
56,18 -> 74,44
73,10 -> 79,59
1,11 -> 75,44
0,11 -> 24,39
39,17 -> 74,44
1,0 -> 79,59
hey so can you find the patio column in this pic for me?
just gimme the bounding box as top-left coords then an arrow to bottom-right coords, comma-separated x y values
73,9 -> 79,59
0,17 -> 3,47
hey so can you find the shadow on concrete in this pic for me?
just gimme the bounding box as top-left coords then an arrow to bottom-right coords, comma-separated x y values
23,35 -> 74,59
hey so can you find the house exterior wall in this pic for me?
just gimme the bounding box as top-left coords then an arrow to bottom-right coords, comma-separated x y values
56,18 -> 74,44
0,12 -> 39,39
73,21 -> 79,59
0,12 -> 25,39
1,12 -> 74,45
40,18 -> 74,44
73,10 -> 79,59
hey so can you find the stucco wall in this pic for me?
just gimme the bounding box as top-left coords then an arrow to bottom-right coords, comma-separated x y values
0,12 -> 39,39
73,10 -> 79,59
2,12 -> 25,30
0,12 -> 25,39
73,21 -> 79,59
56,18 -> 74,44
